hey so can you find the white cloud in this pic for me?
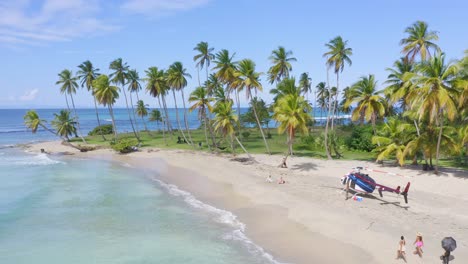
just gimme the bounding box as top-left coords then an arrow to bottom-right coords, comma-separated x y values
19,89 -> 39,101
121,0 -> 211,15
0,0 -> 118,46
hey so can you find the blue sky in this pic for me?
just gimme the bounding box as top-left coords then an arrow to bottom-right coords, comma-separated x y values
0,0 -> 467,109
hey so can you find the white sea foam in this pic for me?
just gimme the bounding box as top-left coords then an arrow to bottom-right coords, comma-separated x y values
10,153 -> 64,166
153,178 -> 285,264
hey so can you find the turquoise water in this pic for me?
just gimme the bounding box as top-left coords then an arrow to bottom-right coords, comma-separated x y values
0,147 -> 277,263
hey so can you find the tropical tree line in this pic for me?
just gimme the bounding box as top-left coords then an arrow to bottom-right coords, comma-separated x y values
24,21 -> 467,173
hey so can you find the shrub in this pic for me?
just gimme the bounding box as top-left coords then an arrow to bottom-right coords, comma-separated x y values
267,132 -> 272,139
344,125 -> 375,152
111,138 -> 138,153
88,124 -> 113,136
241,131 -> 251,139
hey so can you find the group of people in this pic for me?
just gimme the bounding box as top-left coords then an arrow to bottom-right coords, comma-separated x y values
396,233 -> 424,262
396,233 -> 454,263
266,175 -> 286,184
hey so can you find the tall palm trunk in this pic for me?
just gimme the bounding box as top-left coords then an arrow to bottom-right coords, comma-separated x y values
331,72 -> 340,130
324,68 -> 333,160
129,92 -> 141,137
413,120 -> 428,165
248,89 -> 271,155
435,113 -> 444,174
172,90 -> 189,145
206,114 -> 217,149
161,95 -> 173,137
69,93 -> 86,143
288,127 -> 294,156
130,94 -> 139,132
121,83 -> 140,141
235,89 -> 242,134
180,90 -> 194,146
157,97 -> 167,146
64,94 -> 71,112
108,105 -> 118,140
202,109 -> 210,150
93,98 -> 106,140
234,136 -> 252,159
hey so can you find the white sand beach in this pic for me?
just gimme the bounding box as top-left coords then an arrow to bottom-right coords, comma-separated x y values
27,141 -> 468,264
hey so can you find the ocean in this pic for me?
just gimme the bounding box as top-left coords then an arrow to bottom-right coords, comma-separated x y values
0,109 -> 280,264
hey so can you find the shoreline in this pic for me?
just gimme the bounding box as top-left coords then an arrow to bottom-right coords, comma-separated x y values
24,141 -> 468,264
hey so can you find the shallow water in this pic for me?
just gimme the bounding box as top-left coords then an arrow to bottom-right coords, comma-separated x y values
0,148 -> 277,263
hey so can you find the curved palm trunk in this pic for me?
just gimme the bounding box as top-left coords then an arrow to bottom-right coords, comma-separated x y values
161,95 -> 173,137
69,93 -> 86,143
108,105 -> 118,140
331,72 -> 340,130
135,92 -> 149,132
157,97 -> 167,146
64,94 -> 71,112
324,68 -> 333,160
413,120 -> 428,165
229,134 -> 235,155
248,89 -> 271,155
202,109 -> 210,150
121,84 -> 140,142
206,115 -> 217,149
234,136 -> 252,159
435,113 -> 444,175
131,93 -> 141,133
93,98 -> 106,141
235,89 -> 242,134
180,90 -> 194,146
172,90 -> 189,145
288,127 -> 294,156
128,92 -> 140,137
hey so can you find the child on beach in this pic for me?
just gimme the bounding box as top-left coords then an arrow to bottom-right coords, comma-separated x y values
278,177 -> 286,184
396,236 -> 406,262
413,233 -> 424,257
266,175 -> 273,183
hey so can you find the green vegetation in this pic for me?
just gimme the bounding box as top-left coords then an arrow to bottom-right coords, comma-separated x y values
111,138 -> 139,154
25,20 -> 468,172
88,124 -> 113,136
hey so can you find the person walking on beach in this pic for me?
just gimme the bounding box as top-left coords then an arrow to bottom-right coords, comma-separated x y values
413,233 -> 424,257
396,236 -> 407,262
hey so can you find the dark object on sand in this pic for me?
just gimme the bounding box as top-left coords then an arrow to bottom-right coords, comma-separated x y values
441,237 -> 457,252
40,148 -> 45,153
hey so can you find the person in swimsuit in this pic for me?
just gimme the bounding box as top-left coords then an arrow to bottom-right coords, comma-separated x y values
413,233 -> 424,257
396,236 -> 407,262
278,177 -> 286,184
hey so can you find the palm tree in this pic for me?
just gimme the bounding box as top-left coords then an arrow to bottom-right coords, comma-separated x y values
212,101 -> 251,158
145,67 -> 172,133
77,60 -> 105,140
299,72 -> 312,101
345,75 -> 386,135
267,46 -> 297,84
24,110 -> 56,135
316,82 -> 328,122
136,100 -> 149,131
233,59 -> 271,154
400,21 -> 440,62
384,57 -> 414,110
56,69 -> 85,142
372,118 -> 415,166
406,52 -> 459,174
213,49 -> 240,127
109,58 -> 139,141
323,36 -> 353,159
270,77 -> 300,103
205,73 -> 223,96
193,41 -> 215,85
92,74 -> 119,140
148,109 -> 165,145
273,94 -> 311,155
127,69 -> 143,134
189,86 -> 215,149
51,110 -> 77,141
167,62 -> 193,146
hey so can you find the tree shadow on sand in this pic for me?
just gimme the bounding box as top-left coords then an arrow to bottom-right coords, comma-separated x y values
291,162 -> 318,172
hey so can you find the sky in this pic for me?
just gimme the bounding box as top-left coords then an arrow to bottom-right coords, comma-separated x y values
0,0 -> 467,109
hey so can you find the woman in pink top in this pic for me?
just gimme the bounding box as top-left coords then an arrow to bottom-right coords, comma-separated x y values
413,233 -> 424,257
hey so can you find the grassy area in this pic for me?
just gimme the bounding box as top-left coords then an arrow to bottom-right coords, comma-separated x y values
73,126 -> 467,170
74,126 -> 375,161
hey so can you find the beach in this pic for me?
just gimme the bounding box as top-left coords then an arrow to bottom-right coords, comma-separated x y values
25,141 -> 468,264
